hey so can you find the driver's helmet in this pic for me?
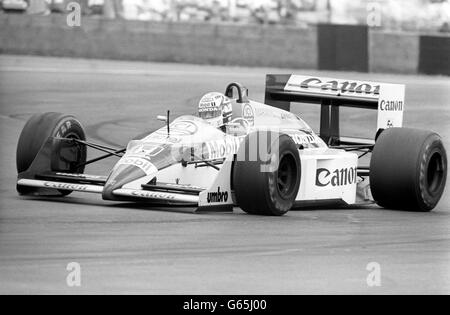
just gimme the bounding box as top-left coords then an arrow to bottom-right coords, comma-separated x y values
198,92 -> 232,128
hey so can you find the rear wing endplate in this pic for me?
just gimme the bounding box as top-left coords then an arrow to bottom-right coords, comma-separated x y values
264,74 -> 405,144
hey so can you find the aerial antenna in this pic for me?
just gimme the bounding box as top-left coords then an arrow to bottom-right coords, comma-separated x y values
157,110 -> 170,136
167,110 -> 170,135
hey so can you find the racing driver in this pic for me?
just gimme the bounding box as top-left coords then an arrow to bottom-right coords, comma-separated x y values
198,92 -> 233,131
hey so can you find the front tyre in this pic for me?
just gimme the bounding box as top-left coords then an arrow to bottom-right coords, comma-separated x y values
232,131 -> 301,216
370,128 -> 447,212
16,112 -> 87,196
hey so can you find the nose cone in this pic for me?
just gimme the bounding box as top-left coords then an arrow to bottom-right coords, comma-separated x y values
102,164 -> 148,200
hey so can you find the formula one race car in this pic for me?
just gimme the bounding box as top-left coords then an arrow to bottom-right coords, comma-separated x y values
16,75 -> 448,215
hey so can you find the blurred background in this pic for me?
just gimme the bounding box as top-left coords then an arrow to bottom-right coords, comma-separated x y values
1,0 -> 449,33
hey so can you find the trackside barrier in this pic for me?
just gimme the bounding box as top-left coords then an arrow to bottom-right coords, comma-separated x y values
0,14 -> 317,69
0,15 -> 448,75
317,24 -> 369,72
418,35 -> 450,75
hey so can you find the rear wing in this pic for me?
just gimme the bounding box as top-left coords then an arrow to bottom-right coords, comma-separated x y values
264,74 -> 405,145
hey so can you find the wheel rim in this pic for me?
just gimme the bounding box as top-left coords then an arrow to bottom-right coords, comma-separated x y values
276,153 -> 297,199
426,152 -> 445,195
61,132 -> 85,173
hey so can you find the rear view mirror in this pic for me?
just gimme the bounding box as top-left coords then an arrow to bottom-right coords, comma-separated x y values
157,115 -> 168,122
157,110 -> 170,135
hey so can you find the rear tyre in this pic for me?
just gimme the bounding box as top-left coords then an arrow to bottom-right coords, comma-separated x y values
16,112 -> 87,196
233,131 -> 301,216
370,128 -> 447,212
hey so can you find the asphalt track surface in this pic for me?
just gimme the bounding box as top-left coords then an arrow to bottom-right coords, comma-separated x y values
0,55 -> 449,294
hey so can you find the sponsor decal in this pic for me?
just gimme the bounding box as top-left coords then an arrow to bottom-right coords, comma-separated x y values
242,103 -> 255,126
286,76 -> 380,96
200,93 -> 222,105
207,187 -> 229,203
289,132 -> 321,146
199,105 -> 220,113
376,84 -> 405,130
130,144 -> 165,157
315,167 -> 357,187
44,182 -> 89,191
118,155 -> 155,175
130,190 -> 176,200
379,100 -> 403,111
55,120 -> 72,138
203,137 -> 241,160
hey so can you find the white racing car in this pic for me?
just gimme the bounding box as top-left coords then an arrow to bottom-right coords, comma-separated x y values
16,75 -> 447,215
